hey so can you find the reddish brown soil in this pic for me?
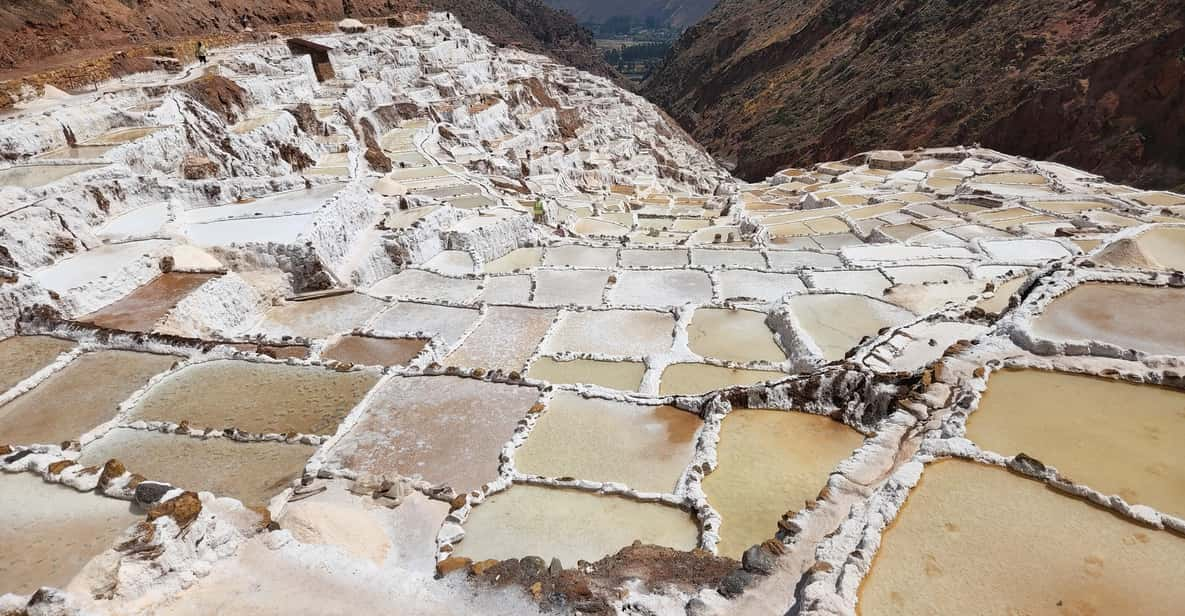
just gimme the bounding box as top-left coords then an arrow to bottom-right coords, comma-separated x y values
0,0 -> 612,107
644,0 -> 1185,192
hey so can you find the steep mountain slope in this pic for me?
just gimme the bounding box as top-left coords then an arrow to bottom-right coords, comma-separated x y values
0,0 -> 611,79
643,0 -> 1185,191
543,0 -> 716,29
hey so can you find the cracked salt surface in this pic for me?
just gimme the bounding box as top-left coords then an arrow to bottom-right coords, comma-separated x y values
2,11 -> 1185,616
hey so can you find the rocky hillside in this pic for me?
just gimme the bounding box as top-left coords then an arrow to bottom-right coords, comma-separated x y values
543,0 -> 716,29
0,0 -> 611,79
643,0 -> 1185,191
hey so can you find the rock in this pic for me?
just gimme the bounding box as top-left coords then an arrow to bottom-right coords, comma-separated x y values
867,150 -> 909,171
338,18 -> 367,33
134,481 -> 173,507
147,491 -> 202,527
472,559 -> 500,576
520,555 -> 546,578
1007,452 -> 1048,478
685,597 -> 714,616
47,459 -> 75,475
741,545 -> 777,575
548,557 -> 563,575
181,155 -> 219,180
436,556 -> 472,577
98,458 -> 126,488
717,569 -> 756,598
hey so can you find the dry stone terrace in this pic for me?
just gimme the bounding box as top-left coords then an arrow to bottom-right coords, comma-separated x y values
0,12 -> 1184,616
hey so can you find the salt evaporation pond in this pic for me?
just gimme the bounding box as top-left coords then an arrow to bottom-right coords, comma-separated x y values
80,272 -> 217,331
0,335 -> 75,394
525,357 -> 646,391
0,163 -> 108,188
515,392 -> 700,493
968,369 -> 1185,518
0,473 -> 140,594
128,360 -> 378,435
857,460 -> 1185,615
483,247 -> 542,273
455,484 -> 698,565
688,308 -> 785,362
543,309 -> 674,357
443,306 -> 555,372
326,376 -> 539,493
659,363 -> 786,396
79,428 -> 316,507
786,294 -> 916,361
704,409 -> 863,558
0,350 -> 175,445
320,335 -> 427,366
1030,283 -> 1185,355
255,292 -> 387,340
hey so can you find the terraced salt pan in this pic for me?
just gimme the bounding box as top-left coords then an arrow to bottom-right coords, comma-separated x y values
858,460 -> 1185,615
182,184 -> 345,224
688,308 -> 785,362
1093,226 -> 1185,271
280,479 -> 448,570
33,240 -> 169,293
455,484 -> 698,564
444,306 -> 555,372
368,270 -> 480,303
968,369 -> 1185,518
658,363 -> 786,396
78,428 -> 315,507
370,302 -> 480,348
543,310 -> 674,357
785,294 -> 916,361
1031,283 -> 1185,355
483,248 -> 542,273
865,321 -> 987,373
543,245 -> 618,268
620,248 -> 689,268
97,203 -> 170,239
184,213 -> 315,247
980,238 -> 1072,263
254,293 -> 387,339
326,376 -> 538,493
423,250 -> 475,274
37,145 -> 115,160
532,269 -> 609,305
0,163 -> 108,188
478,275 -> 531,303
716,270 -> 805,303
128,360 -> 378,435
0,335 -> 75,394
80,272 -> 217,331
515,392 -> 701,493
691,249 -> 766,269
0,473 -> 140,595
809,270 -> 893,295
976,276 -> 1027,316
0,350 -> 175,446
525,357 -> 646,391
609,270 -> 712,307
321,335 -> 428,366
704,409 -> 863,558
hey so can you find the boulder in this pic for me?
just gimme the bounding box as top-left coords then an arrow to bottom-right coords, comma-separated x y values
181,155 -> 219,180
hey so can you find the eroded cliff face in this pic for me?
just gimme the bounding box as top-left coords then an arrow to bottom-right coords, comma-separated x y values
643,0 -> 1185,191
0,0 -> 611,80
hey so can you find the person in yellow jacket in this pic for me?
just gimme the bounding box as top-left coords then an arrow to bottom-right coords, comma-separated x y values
196,41 -> 209,65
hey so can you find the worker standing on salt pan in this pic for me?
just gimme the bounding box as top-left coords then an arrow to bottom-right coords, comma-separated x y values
196,41 -> 208,65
